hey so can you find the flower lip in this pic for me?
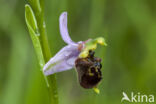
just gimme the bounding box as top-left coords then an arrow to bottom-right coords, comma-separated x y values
75,50 -> 102,89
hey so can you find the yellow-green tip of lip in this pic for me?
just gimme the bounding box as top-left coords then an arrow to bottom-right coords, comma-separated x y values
93,87 -> 100,94
96,37 -> 107,46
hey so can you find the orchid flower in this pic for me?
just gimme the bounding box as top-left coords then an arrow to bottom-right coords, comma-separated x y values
43,12 -> 106,92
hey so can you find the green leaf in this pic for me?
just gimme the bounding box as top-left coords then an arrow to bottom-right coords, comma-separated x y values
25,4 -> 45,68
25,4 -> 49,87
27,0 -> 42,13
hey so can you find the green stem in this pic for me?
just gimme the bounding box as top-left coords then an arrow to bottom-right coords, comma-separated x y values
27,0 -> 59,104
37,5 -> 59,104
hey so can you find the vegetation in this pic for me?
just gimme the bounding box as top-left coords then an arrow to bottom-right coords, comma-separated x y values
0,0 -> 156,104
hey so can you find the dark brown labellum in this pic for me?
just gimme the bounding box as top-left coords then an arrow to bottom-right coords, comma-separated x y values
75,50 -> 102,89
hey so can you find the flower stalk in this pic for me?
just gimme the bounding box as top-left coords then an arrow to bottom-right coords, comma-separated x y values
25,0 -> 58,104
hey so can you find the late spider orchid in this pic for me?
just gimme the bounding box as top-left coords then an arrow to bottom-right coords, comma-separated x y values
43,12 -> 107,92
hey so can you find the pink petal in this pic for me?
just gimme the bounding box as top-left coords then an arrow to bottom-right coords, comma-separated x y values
43,44 -> 80,76
59,12 -> 77,45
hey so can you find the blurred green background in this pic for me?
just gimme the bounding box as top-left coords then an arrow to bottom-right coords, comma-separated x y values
0,0 -> 156,104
